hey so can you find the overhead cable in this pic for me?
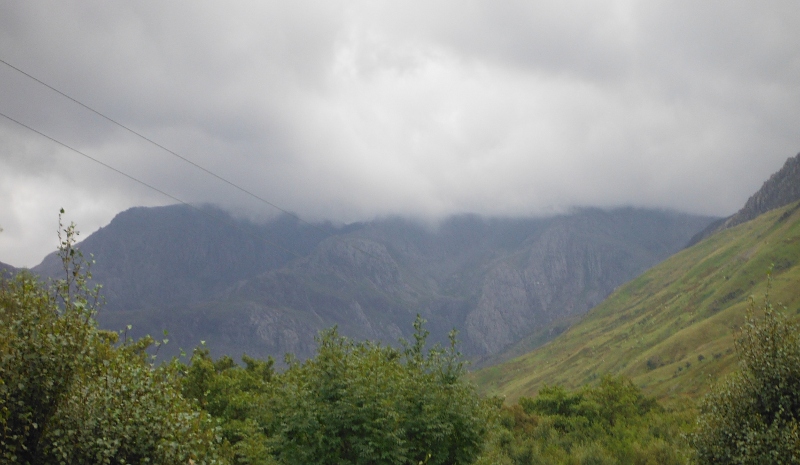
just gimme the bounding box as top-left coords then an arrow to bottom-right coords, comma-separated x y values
0,58 -> 393,268
0,110 -> 304,260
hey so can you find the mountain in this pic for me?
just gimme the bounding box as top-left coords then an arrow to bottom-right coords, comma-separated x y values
473,199 -> 800,401
0,261 -> 16,276
688,152 -> 800,246
34,205 -> 713,361
33,204 -> 347,311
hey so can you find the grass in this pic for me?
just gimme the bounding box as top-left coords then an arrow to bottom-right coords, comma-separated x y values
472,200 -> 800,404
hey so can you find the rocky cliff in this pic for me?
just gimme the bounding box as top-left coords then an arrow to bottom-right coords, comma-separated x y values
729,153 -> 800,227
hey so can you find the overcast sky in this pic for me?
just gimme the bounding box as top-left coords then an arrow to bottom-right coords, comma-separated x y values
1,1 -> 799,267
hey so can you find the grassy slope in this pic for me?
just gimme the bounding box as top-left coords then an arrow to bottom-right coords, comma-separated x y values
473,201 -> 800,403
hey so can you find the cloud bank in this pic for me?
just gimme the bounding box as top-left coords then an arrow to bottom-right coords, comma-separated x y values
1,1 -> 799,266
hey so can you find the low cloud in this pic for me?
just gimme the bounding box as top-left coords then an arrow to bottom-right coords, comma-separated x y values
1,1 -> 798,266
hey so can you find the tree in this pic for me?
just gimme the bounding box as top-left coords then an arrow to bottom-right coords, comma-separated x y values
0,211 -> 225,464
267,318 -> 490,465
182,346 -> 277,464
692,281 -> 800,463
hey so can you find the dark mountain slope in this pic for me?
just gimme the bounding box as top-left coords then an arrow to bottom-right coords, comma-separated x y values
33,204 -> 346,311
463,209 -> 701,355
0,261 -> 16,276
97,208 -> 714,361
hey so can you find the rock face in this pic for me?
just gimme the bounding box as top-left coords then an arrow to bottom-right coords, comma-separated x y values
32,205 -> 715,361
688,152 -> 800,246
463,210 -> 708,355
731,153 -> 800,227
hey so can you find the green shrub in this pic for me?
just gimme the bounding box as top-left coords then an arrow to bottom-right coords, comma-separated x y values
182,347 -> 276,465
692,281 -> 800,463
482,376 -> 689,465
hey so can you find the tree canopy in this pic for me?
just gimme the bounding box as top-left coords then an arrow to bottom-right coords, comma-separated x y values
182,318 -> 492,465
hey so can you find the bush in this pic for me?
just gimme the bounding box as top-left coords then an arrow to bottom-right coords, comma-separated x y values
482,376 -> 688,465
692,282 -> 800,463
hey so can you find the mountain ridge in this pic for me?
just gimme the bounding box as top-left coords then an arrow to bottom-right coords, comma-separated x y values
32,204 -> 348,311
688,152 -> 800,246
31,205 -> 714,361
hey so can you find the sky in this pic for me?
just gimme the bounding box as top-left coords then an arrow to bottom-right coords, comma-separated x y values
1,1 -> 799,267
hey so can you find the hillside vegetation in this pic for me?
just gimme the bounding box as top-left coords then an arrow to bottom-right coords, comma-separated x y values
474,200 -> 800,402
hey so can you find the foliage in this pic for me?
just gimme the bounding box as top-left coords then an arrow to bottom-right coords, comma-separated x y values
272,319 -> 490,465
479,376 -> 691,465
186,316 -> 492,465
0,211 -> 224,464
182,347 -> 277,465
692,281 -> 800,463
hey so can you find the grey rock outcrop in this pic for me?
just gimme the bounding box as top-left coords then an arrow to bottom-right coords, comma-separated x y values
688,152 -> 800,246
730,153 -> 800,227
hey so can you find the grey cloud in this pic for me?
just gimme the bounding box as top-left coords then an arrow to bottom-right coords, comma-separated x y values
0,1 -> 799,266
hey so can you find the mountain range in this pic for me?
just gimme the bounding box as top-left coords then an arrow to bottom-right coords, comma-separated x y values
30,206 -> 713,361
5,150 -> 799,411
20,152 -> 800,369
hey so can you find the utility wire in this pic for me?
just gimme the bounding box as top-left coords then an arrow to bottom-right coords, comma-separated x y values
0,111 -> 304,260
0,58 -> 391,267
1,58 -> 303,225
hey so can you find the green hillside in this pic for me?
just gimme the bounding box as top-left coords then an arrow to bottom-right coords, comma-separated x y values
474,201 -> 800,402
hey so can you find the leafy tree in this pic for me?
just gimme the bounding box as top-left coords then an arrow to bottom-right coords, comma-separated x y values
268,318 -> 490,465
0,211 -> 225,464
182,347 -> 277,464
0,270 -> 84,463
692,282 -> 800,463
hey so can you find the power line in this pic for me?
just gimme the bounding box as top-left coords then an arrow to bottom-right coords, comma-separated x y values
0,58 -> 305,227
0,58 -> 397,270
0,111 -> 304,260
